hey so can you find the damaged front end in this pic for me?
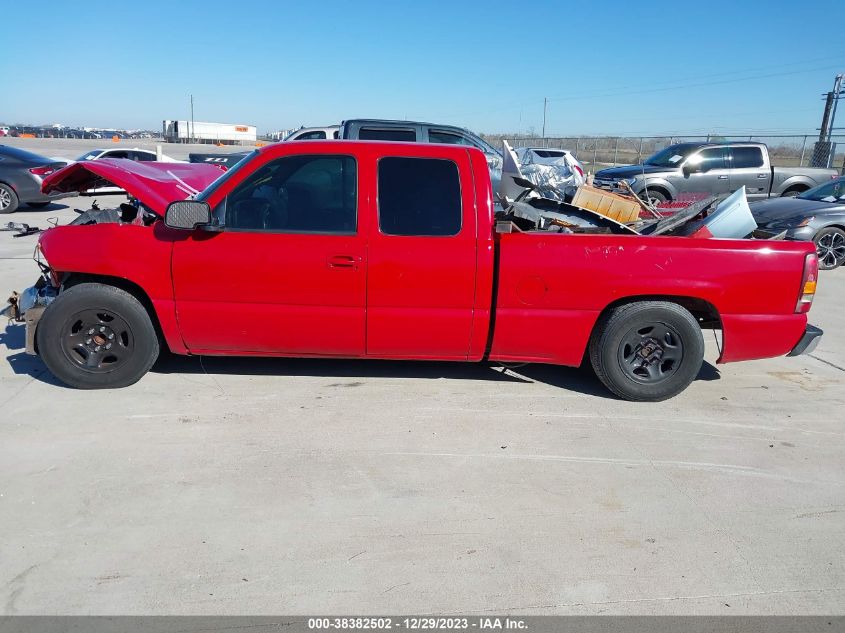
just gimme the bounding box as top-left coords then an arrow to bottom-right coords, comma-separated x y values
3,268 -> 58,355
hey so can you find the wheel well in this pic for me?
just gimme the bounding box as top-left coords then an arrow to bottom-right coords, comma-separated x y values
782,184 -> 809,195
62,273 -> 169,351
637,185 -> 671,201
599,295 -> 721,329
818,223 -> 845,233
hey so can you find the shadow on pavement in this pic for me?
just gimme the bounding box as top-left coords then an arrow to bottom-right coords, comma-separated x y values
2,322 -> 721,398
20,202 -> 70,212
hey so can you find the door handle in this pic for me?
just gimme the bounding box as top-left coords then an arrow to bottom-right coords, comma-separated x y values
756,174 -> 769,179
328,255 -> 358,269
718,175 -> 728,180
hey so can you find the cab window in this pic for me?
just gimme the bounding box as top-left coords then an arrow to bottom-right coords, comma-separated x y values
378,157 -> 461,236
221,155 -> 357,233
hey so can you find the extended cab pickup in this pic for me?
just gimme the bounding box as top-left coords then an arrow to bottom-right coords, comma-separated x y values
594,142 -> 839,205
4,141 -> 823,401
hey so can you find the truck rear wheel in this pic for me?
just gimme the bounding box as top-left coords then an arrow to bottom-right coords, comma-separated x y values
589,301 -> 704,401
36,283 -> 159,389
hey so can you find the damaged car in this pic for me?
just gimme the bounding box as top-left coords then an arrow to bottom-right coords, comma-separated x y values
3,142 -> 823,401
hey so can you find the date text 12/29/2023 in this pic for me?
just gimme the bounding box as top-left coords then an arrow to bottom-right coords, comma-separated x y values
308,617 -> 528,630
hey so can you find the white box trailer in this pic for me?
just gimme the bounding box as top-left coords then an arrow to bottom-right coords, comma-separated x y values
162,120 -> 257,143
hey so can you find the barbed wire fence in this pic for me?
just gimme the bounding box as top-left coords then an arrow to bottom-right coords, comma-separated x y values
481,133 -> 845,175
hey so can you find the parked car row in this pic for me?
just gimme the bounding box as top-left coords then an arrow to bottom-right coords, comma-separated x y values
0,125 -> 157,139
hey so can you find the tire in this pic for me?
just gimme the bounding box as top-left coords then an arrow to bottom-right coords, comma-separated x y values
637,188 -> 668,206
781,187 -> 806,198
27,202 -> 50,208
814,227 -> 845,270
36,283 -> 159,389
0,183 -> 19,214
589,301 -> 704,402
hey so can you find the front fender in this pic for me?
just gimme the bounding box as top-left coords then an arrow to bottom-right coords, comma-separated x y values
37,223 -> 187,354
635,177 -> 677,199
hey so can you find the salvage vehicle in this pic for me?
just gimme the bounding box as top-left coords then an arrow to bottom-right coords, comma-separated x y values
3,141 -> 823,401
188,151 -> 250,170
77,148 -> 183,163
752,176 -> 845,270
0,145 -> 70,213
514,147 -> 585,179
593,142 -> 838,205
284,126 -> 340,141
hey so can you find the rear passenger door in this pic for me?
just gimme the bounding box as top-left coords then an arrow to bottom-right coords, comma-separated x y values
728,145 -> 771,199
366,149 -> 478,359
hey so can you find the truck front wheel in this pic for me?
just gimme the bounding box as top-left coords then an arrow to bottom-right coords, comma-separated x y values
36,283 -> 159,389
589,301 -> 704,401
637,188 -> 667,206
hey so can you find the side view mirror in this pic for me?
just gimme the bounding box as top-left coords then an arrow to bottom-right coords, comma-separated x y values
164,200 -> 212,230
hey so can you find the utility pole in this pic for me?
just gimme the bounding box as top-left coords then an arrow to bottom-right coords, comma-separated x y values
190,94 -> 195,144
542,97 -> 547,144
812,74 -> 843,168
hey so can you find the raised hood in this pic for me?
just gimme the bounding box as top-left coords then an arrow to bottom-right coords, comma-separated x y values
41,159 -> 225,214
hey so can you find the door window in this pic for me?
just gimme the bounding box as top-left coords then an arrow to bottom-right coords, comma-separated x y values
689,147 -> 728,172
359,128 -> 416,141
134,151 -> 157,161
221,155 -> 357,233
294,131 -> 327,140
429,130 -> 470,145
378,157 -> 461,236
731,146 -> 764,168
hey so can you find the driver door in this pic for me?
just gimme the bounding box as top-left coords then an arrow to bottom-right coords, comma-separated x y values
170,153 -> 366,355
673,147 -> 732,195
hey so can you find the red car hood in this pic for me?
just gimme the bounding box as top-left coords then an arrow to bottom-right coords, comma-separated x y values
41,159 -> 225,214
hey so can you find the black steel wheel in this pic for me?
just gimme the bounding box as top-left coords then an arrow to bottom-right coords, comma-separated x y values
37,283 -> 159,389
814,227 -> 845,271
617,321 -> 684,384
0,183 -> 19,214
59,308 -> 135,372
589,301 -> 704,402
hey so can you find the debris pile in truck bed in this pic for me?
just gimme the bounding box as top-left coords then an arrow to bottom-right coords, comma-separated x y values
496,140 -> 766,240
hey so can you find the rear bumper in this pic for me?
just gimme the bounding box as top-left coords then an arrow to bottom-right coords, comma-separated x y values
786,324 -> 823,357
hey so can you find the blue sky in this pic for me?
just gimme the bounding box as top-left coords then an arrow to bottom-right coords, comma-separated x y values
2,0 -> 843,135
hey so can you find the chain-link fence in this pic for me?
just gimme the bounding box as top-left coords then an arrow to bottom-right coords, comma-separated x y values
481,133 -> 845,175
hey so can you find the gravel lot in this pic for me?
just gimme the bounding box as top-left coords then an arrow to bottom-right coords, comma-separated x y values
1,139 -> 844,615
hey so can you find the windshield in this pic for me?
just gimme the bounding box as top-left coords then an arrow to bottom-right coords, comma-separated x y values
798,178 -> 845,202
644,143 -> 700,167
195,150 -> 258,202
76,151 -> 102,161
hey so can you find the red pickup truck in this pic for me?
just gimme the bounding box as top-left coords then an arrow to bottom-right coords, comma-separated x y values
4,141 -> 822,401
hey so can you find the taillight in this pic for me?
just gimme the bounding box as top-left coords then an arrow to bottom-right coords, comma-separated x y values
795,253 -> 818,313
573,164 -> 584,178
29,165 -> 57,176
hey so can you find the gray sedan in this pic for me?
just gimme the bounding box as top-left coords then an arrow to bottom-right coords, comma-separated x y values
0,145 -> 69,214
751,176 -> 845,270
